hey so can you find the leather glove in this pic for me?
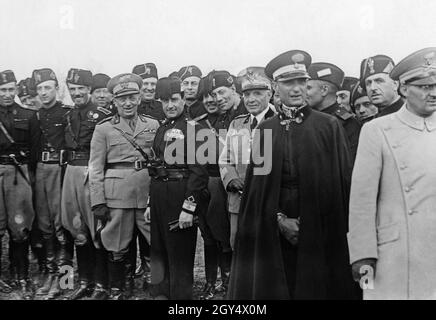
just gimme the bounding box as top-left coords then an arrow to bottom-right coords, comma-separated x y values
92,204 -> 110,225
227,178 -> 244,192
178,211 -> 194,229
277,214 -> 299,246
351,258 -> 377,282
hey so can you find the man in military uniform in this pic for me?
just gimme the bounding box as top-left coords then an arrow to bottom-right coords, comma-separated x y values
149,77 -> 209,300
61,68 -> 112,300
132,62 -> 165,122
360,55 -> 404,118
28,68 -> 74,299
228,50 -> 355,300
17,78 -> 41,110
209,70 -> 247,120
336,76 -> 359,113
350,84 -> 378,124
307,63 -> 361,162
89,73 -> 159,300
178,65 -> 205,119
0,70 -> 36,299
219,67 -> 275,253
91,73 -> 114,114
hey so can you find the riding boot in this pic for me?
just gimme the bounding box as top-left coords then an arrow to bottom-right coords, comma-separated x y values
67,244 -> 94,300
13,240 -> 33,300
108,256 -> 126,300
89,248 -> 109,300
216,250 -> 232,294
37,237 -> 57,296
200,244 -> 218,300
0,237 -> 13,293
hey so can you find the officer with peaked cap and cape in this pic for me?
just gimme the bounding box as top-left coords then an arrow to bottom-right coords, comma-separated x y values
228,50 -> 356,300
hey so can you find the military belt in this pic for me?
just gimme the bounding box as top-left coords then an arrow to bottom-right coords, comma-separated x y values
39,151 -> 62,164
106,161 -> 148,171
0,154 -> 29,165
150,168 -> 190,181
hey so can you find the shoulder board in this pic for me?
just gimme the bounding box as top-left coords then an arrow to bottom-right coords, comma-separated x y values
96,116 -> 113,125
61,104 -> 74,109
335,108 -> 353,121
96,106 -> 112,115
140,114 -> 158,122
192,113 -> 208,122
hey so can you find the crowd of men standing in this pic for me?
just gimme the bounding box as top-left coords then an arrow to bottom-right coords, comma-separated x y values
0,46 -> 435,300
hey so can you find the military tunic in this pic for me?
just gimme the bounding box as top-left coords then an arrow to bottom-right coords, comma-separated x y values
89,114 -> 159,252
149,113 -> 209,299
0,102 -> 35,241
61,99 -> 112,245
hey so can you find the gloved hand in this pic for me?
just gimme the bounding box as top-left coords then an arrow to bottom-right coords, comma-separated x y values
277,214 -> 299,245
351,258 -> 377,282
227,178 -> 244,192
92,204 -> 110,225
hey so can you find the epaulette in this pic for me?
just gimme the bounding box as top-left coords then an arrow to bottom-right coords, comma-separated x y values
96,116 -> 113,125
61,104 -> 74,109
334,107 -> 353,121
139,114 -> 158,122
96,106 -> 112,116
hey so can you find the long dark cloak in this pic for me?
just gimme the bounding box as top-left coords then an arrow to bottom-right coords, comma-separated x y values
228,107 -> 355,300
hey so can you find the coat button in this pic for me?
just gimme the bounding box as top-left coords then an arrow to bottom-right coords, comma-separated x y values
405,187 -> 411,193
392,144 -> 399,149
408,210 -> 414,215
400,165 -> 407,170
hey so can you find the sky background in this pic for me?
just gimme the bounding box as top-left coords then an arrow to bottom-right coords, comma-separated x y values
1,0 -> 435,85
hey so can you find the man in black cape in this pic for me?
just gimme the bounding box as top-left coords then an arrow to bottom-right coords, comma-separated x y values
228,50 -> 356,300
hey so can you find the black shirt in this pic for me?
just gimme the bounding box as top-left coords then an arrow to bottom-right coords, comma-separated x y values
138,99 -> 166,123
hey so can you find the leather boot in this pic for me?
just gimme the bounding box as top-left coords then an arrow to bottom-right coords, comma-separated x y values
216,251 -> 232,293
200,244 -> 218,300
36,237 -> 57,296
141,257 -> 151,291
0,238 -> 13,294
89,283 -> 109,300
67,244 -> 94,300
124,258 -> 135,298
46,275 -> 62,299
108,255 -> 126,300
18,279 -> 34,300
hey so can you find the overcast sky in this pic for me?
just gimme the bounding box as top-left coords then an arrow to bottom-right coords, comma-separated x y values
1,0 -> 435,83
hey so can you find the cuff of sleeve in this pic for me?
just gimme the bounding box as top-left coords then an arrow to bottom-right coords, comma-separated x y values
182,196 -> 197,215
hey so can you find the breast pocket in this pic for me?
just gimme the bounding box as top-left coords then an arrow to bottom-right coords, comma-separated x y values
108,138 -> 131,154
14,119 -> 30,131
137,131 -> 156,149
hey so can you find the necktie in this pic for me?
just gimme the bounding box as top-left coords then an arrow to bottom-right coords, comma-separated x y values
250,117 -> 258,130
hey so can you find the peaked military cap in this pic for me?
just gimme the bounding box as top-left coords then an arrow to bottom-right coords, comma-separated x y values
390,47 -> 436,85
155,77 -> 182,100
340,76 -> 359,92
360,55 -> 395,85
178,65 -> 202,81
237,66 -> 271,92
92,73 -> 111,92
0,70 -> 17,86
66,68 -> 93,86
308,62 -> 344,88
265,50 -> 312,82
107,73 -> 143,98
32,68 -> 58,86
132,63 -> 158,80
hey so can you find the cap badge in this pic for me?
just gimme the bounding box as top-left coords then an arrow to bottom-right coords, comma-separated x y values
36,73 -> 42,83
187,66 -> 193,75
291,53 -> 305,69
424,52 -> 435,66
50,71 -> 56,80
1,73 -> 7,83
74,73 -> 80,83
144,67 -> 151,75
368,58 -> 375,74
212,78 -> 216,87
227,76 -> 233,84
